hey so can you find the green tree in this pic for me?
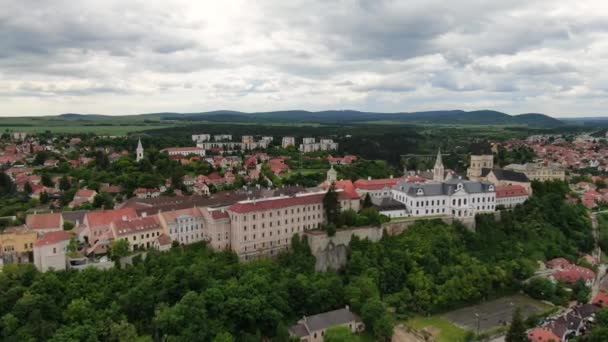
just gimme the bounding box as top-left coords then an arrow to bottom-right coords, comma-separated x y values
323,183 -> 341,225
41,173 -> 54,187
23,182 -> 32,195
59,176 -> 71,191
110,239 -> 130,264
506,308 -> 527,342
363,193 -> 373,208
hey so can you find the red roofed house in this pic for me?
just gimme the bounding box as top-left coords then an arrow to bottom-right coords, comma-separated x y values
69,188 -> 98,208
495,185 -> 529,208
592,291 -> 608,307
111,216 -> 163,251
327,155 -> 357,165
207,172 -> 225,185
527,327 -> 561,342
354,176 -> 402,199
160,146 -> 205,157
546,257 -> 571,270
26,212 -> 64,232
552,265 -> 595,286
269,158 -> 289,175
84,208 -> 138,244
33,230 -> 72,272
133,188 -> 161,199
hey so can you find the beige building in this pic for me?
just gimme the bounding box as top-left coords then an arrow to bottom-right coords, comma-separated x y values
158,207 -> 207,245
289,306 -> 365,341
504,162 -> 566,182
480,168 -> 532,194
199,208 -> 232,250
228,193 -> 326,260
111,216 -> 163,251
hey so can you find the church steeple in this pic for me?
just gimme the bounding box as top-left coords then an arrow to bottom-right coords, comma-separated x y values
433,148 -> 444,182
136,138 -> 144,162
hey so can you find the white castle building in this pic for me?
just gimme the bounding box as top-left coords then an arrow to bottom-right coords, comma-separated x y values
390,149 -> 496,218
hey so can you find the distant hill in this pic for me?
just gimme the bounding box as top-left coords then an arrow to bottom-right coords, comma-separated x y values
52,109 -> 564,127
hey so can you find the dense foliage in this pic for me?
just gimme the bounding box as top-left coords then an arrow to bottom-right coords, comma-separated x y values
0,180 -> 593,341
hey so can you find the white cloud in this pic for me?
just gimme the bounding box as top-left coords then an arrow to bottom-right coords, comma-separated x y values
0,0 -> 607,116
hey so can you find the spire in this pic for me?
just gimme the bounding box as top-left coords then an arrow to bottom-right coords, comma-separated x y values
137,138 -> 143,150
434,148 -> 443,168
136,138 -> 144,162
433,148 -> 444,182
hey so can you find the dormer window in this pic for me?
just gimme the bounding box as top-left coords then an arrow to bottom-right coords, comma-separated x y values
488,185 -> 495,191
457,183 -> 463,191
416,189 -> 424,196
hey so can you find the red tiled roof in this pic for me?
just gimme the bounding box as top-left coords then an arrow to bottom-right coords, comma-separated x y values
553,265 -> 595,283
26,212 -> 62,230
495,185 -> 528,198
593,291 -> 608,307
86,208 -> 137,227
211,210 -> 229,220
354,178 -> 401,190
157,233 -> 172,246
113,216 -> 161,236
75,189 -> 96,198
35,230 -> 72,247
228,193 -> 325,214
527,328 -> 561,342
546,257 -> 571,269
134,188 -> 160,194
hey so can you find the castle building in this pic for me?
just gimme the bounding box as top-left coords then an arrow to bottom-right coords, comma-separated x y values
503,162 -> 566,182
467,143 -> 494,181
136,138 -> 144,162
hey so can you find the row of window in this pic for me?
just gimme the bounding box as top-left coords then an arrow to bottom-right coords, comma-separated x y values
236,204 -> 323,222
242,214 -> 322,231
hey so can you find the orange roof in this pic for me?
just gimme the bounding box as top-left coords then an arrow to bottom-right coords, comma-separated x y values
35,230 -> 72,247
527,328 -> 560,342
26,212 -> 62,230
86,208 -> 137,227
354,177 -> 401,190
113,216 -> 161,236
593,291 -> 608,307
495,185 -> 528,198
75,189 -> 97,198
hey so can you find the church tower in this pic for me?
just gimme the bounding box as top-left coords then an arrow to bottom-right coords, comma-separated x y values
136,138 -> 144,162
327,164 -> 337,183
433,148 -> 444,182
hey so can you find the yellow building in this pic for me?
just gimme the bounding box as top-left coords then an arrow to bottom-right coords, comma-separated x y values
0,226 -> 38,261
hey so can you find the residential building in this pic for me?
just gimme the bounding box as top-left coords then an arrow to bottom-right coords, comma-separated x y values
503,162 -> 566,181
353,176 -> 401,199
25,212 -> 64,232
70,188 -> 97,208
191,134 -> 211,142
158,207 -> 208,245
288,306 -> 365,342
111,216 -> 164,251
84,208 -> 138,243
33,230 -> 72,272
282,136 -> 295,148
160,146 -> 205,157
495,185 -> 529,208
133,188 -> 161,199
199,207 -> 232,250
392,179 -> 496,218
0,226 -> 37,264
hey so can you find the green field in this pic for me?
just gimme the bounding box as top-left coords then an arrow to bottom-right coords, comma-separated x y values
406,316 -> 470,342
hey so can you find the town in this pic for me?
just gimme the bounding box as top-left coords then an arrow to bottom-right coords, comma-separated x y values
2,127 -> 608,341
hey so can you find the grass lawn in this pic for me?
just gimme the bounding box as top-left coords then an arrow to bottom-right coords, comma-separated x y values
406,316 -> 470,342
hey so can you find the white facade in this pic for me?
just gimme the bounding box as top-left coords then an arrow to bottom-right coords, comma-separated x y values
34,238 -> 69,272
391,180 -> 496,219
191,134 -> 211,142
136,139 -> 144,162
282,136 -> 296,148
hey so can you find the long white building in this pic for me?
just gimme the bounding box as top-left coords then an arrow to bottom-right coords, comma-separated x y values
391,179 -> 496,218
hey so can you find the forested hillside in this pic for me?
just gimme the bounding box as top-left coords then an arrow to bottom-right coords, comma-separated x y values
0,181 -> 592,341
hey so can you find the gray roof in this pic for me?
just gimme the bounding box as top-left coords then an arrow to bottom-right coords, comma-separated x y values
481,168 -> 530,182
62,210 -> 88,225
371,197 -> 407,211
393,179 -> 494,197
290,307 -> 361,335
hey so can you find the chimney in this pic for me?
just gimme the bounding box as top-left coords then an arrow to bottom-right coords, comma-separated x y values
122,215 -> 128,221
368,176 -> 371,180
390,175 -> 393,179
142,212 -> 147,217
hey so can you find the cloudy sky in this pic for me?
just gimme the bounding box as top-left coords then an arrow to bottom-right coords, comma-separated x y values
1,0 -> 607,117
